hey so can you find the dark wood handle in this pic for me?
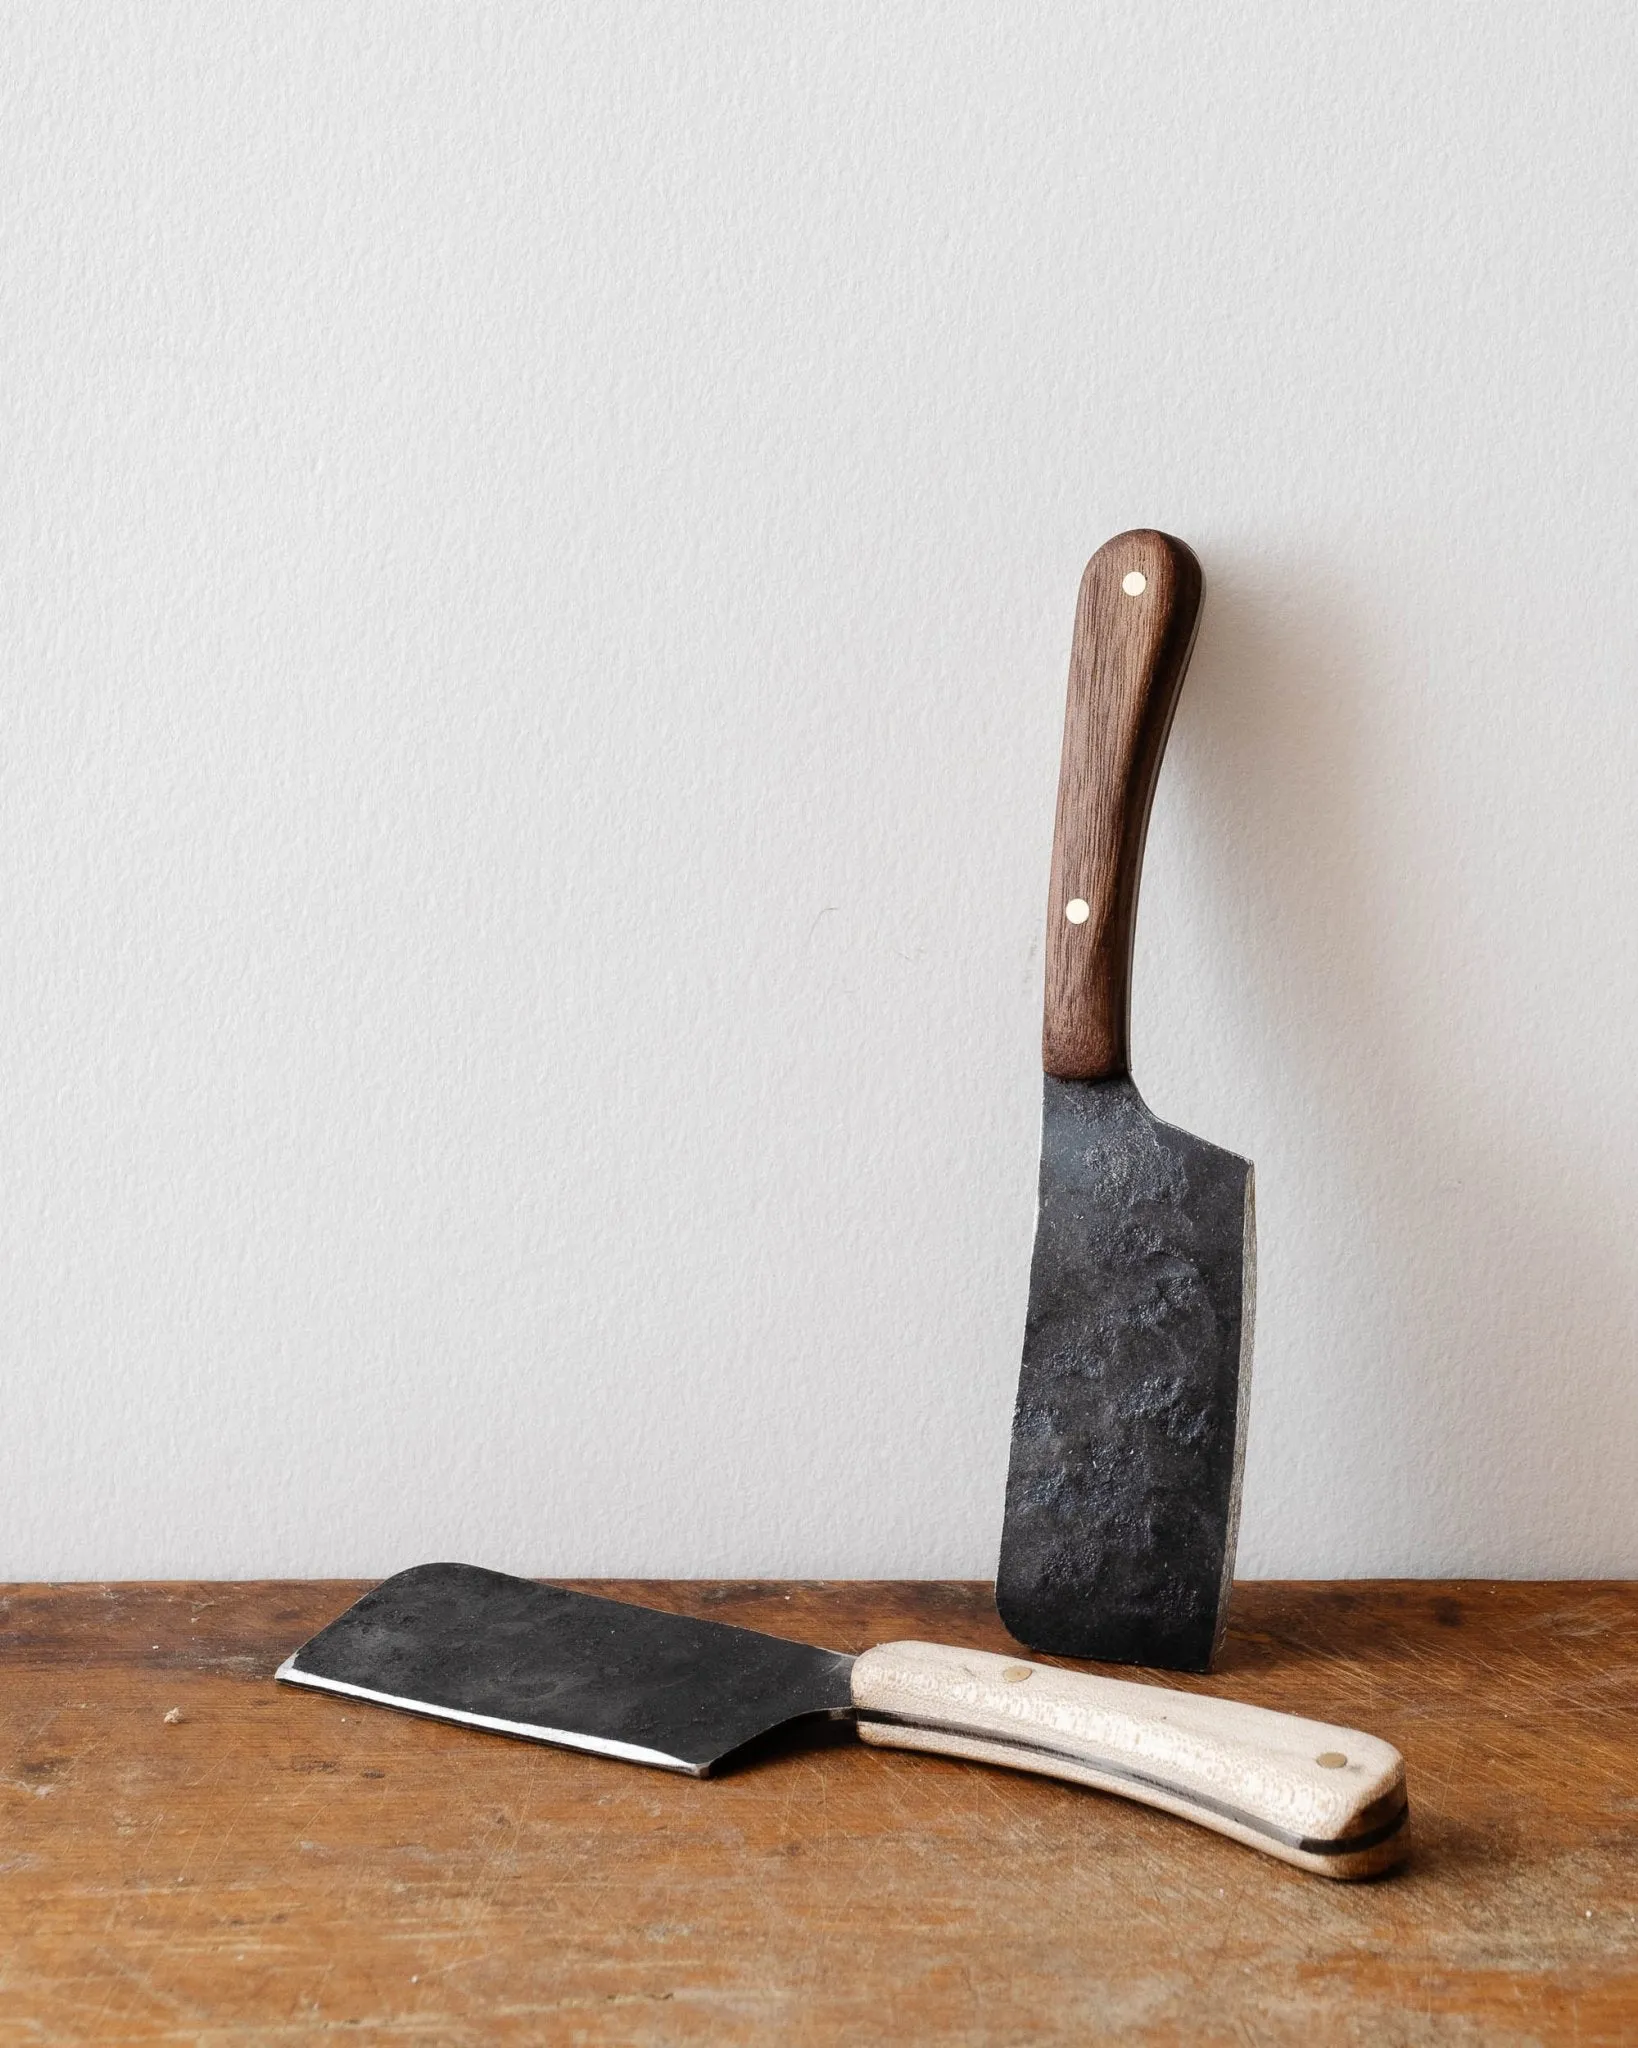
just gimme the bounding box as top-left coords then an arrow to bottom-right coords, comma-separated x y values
1042,530 -> 1203,1080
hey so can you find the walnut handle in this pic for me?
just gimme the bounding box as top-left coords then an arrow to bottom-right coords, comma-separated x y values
852,1641 -> 1408,1880
1043,530 -> 1203,1080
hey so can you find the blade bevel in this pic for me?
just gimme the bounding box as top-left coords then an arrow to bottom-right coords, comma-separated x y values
274,1656 -> 703,1771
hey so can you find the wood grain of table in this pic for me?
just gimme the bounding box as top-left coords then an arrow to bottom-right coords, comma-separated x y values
3,1580 -> 1635,2045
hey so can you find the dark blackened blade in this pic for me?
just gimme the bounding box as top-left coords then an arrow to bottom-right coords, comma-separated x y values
997,1077 -> 1255,1671
277,1563 -> 857,1775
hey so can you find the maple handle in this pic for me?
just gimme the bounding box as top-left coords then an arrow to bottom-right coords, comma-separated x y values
851,1640 -> 1408,1880
1042,531 -> 1203,1080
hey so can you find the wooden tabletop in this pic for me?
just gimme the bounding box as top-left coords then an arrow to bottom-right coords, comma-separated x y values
4,1580 -> 1635,2045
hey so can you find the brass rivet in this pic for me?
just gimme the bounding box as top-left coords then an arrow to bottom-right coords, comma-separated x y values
1001,1665 -> 1033,1683
1065,898 -> 1090,925
1122,571 -> 1147,596
1316,1751 -> 1348,1768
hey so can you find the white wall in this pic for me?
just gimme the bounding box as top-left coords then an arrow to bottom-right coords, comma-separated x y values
5,3 -> 1635,1580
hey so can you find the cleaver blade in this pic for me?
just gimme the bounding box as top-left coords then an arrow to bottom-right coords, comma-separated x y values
278,1563 -> 1406,1878
996,532 -> 1255,1672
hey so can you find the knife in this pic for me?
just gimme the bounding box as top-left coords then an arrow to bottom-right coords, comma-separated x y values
996,531 -> 1255,1672
277,1564 -> 1406,1879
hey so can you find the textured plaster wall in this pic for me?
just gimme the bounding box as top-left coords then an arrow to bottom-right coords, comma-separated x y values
5,4 -> 1636,1578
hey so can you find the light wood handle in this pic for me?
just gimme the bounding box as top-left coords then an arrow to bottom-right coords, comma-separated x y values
1043,530 -> 1202,1080
852,1641 -> 1407,1879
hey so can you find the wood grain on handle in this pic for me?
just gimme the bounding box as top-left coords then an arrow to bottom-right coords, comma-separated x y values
1044,531 -> 1203,1080
851,1641 -> 1407,1880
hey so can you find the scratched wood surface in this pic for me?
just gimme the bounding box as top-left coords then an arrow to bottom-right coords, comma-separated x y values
3,1582 -> 1635,2046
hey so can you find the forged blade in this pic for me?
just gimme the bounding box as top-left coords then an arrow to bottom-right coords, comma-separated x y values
277,1563 -> 857,1774
997,1077 -> 1255,1671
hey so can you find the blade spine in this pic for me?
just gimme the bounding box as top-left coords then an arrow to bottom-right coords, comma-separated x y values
352,1566 -> 859,1665
532,1580 -> 858,1664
